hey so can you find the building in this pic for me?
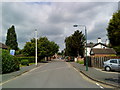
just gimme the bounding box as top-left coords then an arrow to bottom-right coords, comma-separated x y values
90,48 -> 116,56
86,38 -> 116,56
0,42 -> 8,49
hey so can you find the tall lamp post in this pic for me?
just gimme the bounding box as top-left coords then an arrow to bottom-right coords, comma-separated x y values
73,25 -> 88,71
35,29 -> 38,66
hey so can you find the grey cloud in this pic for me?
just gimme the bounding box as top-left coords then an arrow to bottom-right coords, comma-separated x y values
2,2 -> 118,51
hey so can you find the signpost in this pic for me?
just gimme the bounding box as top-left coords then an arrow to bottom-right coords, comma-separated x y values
10,50 -> 15,56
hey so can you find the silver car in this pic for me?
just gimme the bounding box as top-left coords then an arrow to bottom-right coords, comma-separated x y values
103,59 -> 120,71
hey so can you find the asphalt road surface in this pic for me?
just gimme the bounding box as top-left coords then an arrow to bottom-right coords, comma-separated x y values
2,59 -> 107,88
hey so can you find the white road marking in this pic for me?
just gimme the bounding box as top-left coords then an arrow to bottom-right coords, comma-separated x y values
96,83 -> 104,89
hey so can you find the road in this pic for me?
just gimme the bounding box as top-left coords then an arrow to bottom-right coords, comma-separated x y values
2,59 -> 106,88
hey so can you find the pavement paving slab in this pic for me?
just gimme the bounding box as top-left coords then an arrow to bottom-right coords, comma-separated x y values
69,62 -> 120,88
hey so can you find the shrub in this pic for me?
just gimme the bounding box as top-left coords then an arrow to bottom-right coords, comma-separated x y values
21,59 -> 29,66
17,57 -> 35,63
77,60 -> 84,64
2,50 -> 20,74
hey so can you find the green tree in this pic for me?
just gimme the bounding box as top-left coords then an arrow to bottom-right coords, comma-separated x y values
5,25 -> 18,50
107,10 -> 120,55
65,30 -> 85,57
22,37 -> 59,61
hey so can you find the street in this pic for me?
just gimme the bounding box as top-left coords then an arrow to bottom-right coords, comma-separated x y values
2,59 -> 107,88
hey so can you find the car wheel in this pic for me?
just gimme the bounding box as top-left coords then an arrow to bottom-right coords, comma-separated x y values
105,66 -> 111,71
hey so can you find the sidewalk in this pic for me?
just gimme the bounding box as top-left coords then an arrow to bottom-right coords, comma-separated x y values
1,63 -> 46,83
69,62 -> 120,88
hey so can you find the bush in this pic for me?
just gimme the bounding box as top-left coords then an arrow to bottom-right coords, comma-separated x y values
76,60 -> 84,64
2,50 -> 20,74
21,59 -> 29,66
17,57 -> 35,63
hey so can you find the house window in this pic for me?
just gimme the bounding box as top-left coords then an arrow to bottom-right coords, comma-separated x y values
110,60 -> 117,64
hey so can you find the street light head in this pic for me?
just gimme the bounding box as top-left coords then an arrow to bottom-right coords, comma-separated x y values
73,25 -> 78,27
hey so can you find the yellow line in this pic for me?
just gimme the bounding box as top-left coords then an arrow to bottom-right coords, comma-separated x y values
0,63 -> 48,86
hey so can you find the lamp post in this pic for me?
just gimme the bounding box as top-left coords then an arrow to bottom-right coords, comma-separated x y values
35,29 -> 38,66
73,25 -> 88,71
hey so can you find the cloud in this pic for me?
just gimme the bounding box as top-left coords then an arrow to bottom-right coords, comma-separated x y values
2,2 -> 118,51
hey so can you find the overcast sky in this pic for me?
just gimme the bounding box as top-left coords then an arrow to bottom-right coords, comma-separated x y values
1,1 -> 118,51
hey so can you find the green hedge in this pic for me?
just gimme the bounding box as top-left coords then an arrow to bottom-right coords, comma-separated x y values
17,57 -> 35,63
2,50 -> 20,74
21,59 -> 29,66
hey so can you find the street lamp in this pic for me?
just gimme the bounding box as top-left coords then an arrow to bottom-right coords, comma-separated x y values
35,29 -> 38,66
73,24 -> 88,71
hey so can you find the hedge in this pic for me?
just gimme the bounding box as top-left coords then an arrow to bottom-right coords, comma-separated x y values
2,50 -> 20,74
21,59 -> 29,66
17,57 -> 35,63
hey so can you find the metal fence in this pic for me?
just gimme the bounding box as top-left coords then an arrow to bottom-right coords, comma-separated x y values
84,56 -> 120,69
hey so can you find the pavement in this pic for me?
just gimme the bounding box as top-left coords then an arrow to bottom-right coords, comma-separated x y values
1,62 -> 47,83
69,62 -> 120,88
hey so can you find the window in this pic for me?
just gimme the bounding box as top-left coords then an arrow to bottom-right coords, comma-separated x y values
119,60 -> 120,64
110,60 -> 117,64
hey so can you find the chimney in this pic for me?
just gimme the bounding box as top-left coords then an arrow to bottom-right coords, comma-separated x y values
97,37 -> 102,43
105,39 -> 109,45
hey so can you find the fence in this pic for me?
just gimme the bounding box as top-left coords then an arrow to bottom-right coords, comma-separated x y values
84,56 -> 120,69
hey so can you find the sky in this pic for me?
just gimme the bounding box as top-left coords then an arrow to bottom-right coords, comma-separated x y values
1,1 -> 119,51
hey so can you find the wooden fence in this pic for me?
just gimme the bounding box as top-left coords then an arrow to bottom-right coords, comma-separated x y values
84,56 -> 120,69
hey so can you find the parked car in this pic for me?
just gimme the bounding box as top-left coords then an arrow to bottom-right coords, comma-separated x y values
103,59 -> 120,71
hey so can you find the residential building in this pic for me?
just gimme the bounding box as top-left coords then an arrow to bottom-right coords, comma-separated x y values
86,38 -> 116,56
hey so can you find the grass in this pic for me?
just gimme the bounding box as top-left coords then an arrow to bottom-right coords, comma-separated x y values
76,60 -> 84,64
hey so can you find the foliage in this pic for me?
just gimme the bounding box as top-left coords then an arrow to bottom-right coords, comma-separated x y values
17,57 -> 35,63
21,59 -> 29,66
76,60 -> 84,64
22,37 -> 59,61
5,25 -> 18,50
65,30 -> 85,57
107,10 -> 120,55
2,50 -> 20,74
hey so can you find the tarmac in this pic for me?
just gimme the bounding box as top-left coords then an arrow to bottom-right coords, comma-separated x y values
69,62 -> 120,88
1,63 -> 46,84
1,60 -> 120,89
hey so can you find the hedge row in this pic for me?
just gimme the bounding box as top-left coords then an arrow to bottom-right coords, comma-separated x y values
17,57 -> 35,63
2,50 -> 20,74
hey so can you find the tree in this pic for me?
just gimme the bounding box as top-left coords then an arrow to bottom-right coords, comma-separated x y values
5,25 -> 18,50
22,37 -> 59,61
65,30 -> 85,57
107,10 -> 120,55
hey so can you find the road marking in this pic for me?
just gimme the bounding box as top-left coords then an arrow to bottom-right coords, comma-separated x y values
0,63 -> 48,86
96,83 -> 104,89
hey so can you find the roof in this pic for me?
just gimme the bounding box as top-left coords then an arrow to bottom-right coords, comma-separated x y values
0,42 -> 8,49
90,48 -> 116,55
86,43 -> 95,47
93,43 -> 107,48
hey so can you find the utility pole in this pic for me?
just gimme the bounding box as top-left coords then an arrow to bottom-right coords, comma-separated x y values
35,29 -> 37,66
